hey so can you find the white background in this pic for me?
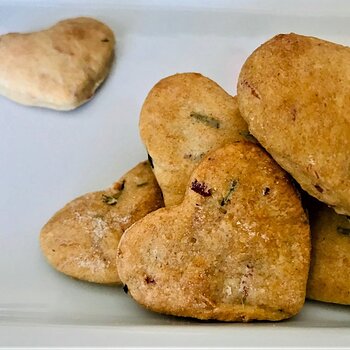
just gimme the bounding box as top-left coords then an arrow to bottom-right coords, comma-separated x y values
0,0 -> 349,348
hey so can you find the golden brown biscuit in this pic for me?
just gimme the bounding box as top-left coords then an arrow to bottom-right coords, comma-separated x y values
0,17 -> 115,110
237,33 -> 350,215
306,200 -> 350,305
140,73 -> 248,207
117,142 -> 310,321
40,162 -> 163,284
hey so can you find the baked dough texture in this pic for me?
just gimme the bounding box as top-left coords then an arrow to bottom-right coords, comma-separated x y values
40,161 -> 164,284
306,200 -> 350,305
117,142 -> 310,321
0,17 -> 115,110
237,33 -> 350,215
140,72 -> 248,207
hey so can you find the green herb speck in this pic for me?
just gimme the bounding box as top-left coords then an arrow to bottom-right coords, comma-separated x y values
102,184 -> 124,205
337,226 -> 350,236
220,180 -> 238,206
102,194 -> 118,205
190,112 -> 220,129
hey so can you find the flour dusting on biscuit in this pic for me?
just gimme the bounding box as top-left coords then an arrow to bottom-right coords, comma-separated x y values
40,162 -> 163,284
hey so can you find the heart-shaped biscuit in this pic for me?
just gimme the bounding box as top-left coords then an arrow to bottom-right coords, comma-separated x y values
117,142 -> 310,321
306,199 -> 350,305
0,17 -> 115,110
40,161 -> 163,284
237,33 -> 350,215
140,73 -> 248,207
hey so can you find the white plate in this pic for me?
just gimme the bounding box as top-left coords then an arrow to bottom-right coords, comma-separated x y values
1,1 -> 349,348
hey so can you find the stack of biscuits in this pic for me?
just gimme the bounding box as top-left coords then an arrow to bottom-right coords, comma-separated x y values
2,19 -> 347,322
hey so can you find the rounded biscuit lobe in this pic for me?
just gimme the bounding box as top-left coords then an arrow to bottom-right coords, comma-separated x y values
140,72 -> 248,207
0,17 -> 115,110
40,161 -> 164,284
237,33 -> 350,215
306,199 -> 350,305
117,142 -> 310,321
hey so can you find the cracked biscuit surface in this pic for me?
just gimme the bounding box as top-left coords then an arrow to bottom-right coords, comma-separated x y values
237,33 -> 350,215
0,17 -> 115,110
140,72 -> 248,206
117,142 -> 310,321
40,162 -> 164,284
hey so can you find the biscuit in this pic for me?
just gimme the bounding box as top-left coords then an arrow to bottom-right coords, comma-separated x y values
117,142 -> 310,321
0,17 -> 115,110
40,162 -> 163,284
306,200 -> 350,305
237,33 -> 350,215
140,73 -> 248,207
